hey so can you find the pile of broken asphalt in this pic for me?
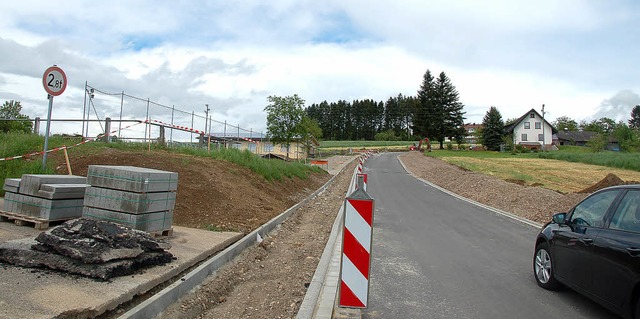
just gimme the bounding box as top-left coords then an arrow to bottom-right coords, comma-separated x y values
0,218 -> 174,280
0,215 -> 242,319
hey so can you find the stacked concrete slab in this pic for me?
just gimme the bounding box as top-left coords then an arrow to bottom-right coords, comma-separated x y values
82,166 -> 177,233
2,175 -> 87,220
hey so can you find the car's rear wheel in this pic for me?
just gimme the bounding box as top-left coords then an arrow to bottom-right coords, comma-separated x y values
534,242 -> 561,290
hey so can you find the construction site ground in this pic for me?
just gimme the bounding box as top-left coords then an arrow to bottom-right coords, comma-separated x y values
0,150 -> 354,319
0,149 -> 634,319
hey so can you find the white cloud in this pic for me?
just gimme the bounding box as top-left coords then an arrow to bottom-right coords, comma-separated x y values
592,90 -> 640,122
0,0 -> 638,140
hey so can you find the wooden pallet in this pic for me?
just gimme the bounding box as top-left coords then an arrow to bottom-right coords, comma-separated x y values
0,211 -> 70,230
148,228 -> 174,237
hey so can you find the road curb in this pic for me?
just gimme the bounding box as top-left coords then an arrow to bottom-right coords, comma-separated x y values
397,154 -> 543,229
298,156 -> 360,319
118,162 -> 347,319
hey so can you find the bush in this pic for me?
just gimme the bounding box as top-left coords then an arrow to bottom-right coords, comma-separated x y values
587,134 -> 608,152
374,130 -> 400,141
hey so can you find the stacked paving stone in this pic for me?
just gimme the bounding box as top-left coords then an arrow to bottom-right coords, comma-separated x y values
2,175 -> 87,220
82,165 -> 177,234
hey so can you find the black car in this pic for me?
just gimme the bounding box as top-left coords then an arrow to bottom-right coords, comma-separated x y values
534,185 -> 640,319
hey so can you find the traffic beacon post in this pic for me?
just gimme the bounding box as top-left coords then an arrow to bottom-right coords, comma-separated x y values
339,174 -> 374,308
356,173 -> 367,192
41,65 -> 67,170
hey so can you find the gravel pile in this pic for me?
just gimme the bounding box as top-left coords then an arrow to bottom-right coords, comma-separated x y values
399,152 -> 588,224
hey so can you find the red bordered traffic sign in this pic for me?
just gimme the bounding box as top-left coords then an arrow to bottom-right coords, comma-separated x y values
42,65 -> 67,96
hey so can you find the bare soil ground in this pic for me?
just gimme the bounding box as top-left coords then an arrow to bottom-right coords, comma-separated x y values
54,148 -> 329,234
35,149 -> 631,319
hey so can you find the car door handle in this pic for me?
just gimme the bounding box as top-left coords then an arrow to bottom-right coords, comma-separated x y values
627,248 -> 640,257
579,238 -> 594,245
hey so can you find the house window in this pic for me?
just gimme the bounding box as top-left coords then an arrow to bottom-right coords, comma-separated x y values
232,143 -> 241,149
281,145 -> 288,153
522,134 -> 528,141
264,143 -> 273,152
530,113 -> 535,118
248,143 -> 256,152
535,122 -> 541,129
524,122 -> 530,129
538,134 -> 544,141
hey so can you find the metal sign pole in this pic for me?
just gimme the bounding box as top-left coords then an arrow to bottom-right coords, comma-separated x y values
42,94 -> 54,171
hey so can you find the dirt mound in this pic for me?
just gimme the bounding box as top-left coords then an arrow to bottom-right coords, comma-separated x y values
52,148 -> 329,234
578,173 -> 625,194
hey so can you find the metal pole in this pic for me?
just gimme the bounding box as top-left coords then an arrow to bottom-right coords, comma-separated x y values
207,115 -> 212,151
81,81 -> 87,139
145,98 -> 150,144
42,95 -> 54,171
204,104 -> 210,136
118,91 -> 124,139
541,104 -> 546,151
170,105 -> 174,146
191,111 -> 194,144
224,120 -> 227,148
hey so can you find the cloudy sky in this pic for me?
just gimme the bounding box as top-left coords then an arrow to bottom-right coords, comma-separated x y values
0,0 -> 639,139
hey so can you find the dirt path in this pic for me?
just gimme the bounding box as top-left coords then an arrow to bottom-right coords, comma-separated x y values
159,159 -> 357,319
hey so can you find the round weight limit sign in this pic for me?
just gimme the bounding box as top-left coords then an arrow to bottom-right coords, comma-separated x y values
42,65 -> 67,96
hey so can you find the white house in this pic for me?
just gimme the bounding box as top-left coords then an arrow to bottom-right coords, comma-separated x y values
504,108 -> 557,150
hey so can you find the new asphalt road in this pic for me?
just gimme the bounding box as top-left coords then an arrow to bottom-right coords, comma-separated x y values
361,153 -> 618,319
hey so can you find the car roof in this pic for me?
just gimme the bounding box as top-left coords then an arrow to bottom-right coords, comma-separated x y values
597,184 -> 640,192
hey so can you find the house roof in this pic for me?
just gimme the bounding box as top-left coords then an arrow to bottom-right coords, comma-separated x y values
504,108 -> 558,134
556,131 -> 597,142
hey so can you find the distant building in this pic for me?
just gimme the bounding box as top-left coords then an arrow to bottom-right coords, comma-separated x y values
504,108 -> 557,150
464,123 -> 483,145
554,131 -> 597,147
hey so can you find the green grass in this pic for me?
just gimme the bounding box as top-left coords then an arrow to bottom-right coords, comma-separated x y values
426,146 -> 640,172
537,147 -> 640,171
0,132 -> 324,196
175,146 -> 323,181
320,140 -> 415,149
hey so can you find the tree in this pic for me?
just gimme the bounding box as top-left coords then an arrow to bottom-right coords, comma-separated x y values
413,70 -> 466,148
612,124 -> 640,152
0,100 -> 32,133
629,105 -> 640,129
580,117 -> 617,134
433,72 -> 465,148
552,116 -> 579,132
412,70 -> 436,140
264,95 -> 305,159
298,115 -> 322,156
481,107 -> 505,151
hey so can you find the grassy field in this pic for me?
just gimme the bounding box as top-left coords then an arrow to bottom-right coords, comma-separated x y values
427,147 -> 640,193
319,140 -> 415,150
0,132 -> 322,196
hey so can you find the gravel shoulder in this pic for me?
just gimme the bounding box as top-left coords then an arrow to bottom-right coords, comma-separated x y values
159,157 -> 357,319
398,152 -> 587,224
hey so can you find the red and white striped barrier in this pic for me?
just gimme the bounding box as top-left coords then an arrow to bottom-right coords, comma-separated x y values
339,175 -> 374,308
356,173 -> 367,192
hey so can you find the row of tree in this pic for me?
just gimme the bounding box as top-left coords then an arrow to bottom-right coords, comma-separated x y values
305,95 -> 415,141
303,70 -> 466,148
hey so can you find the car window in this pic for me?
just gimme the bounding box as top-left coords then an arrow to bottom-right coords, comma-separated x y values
570,190 -> 619,227
609,190 -> 640,233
